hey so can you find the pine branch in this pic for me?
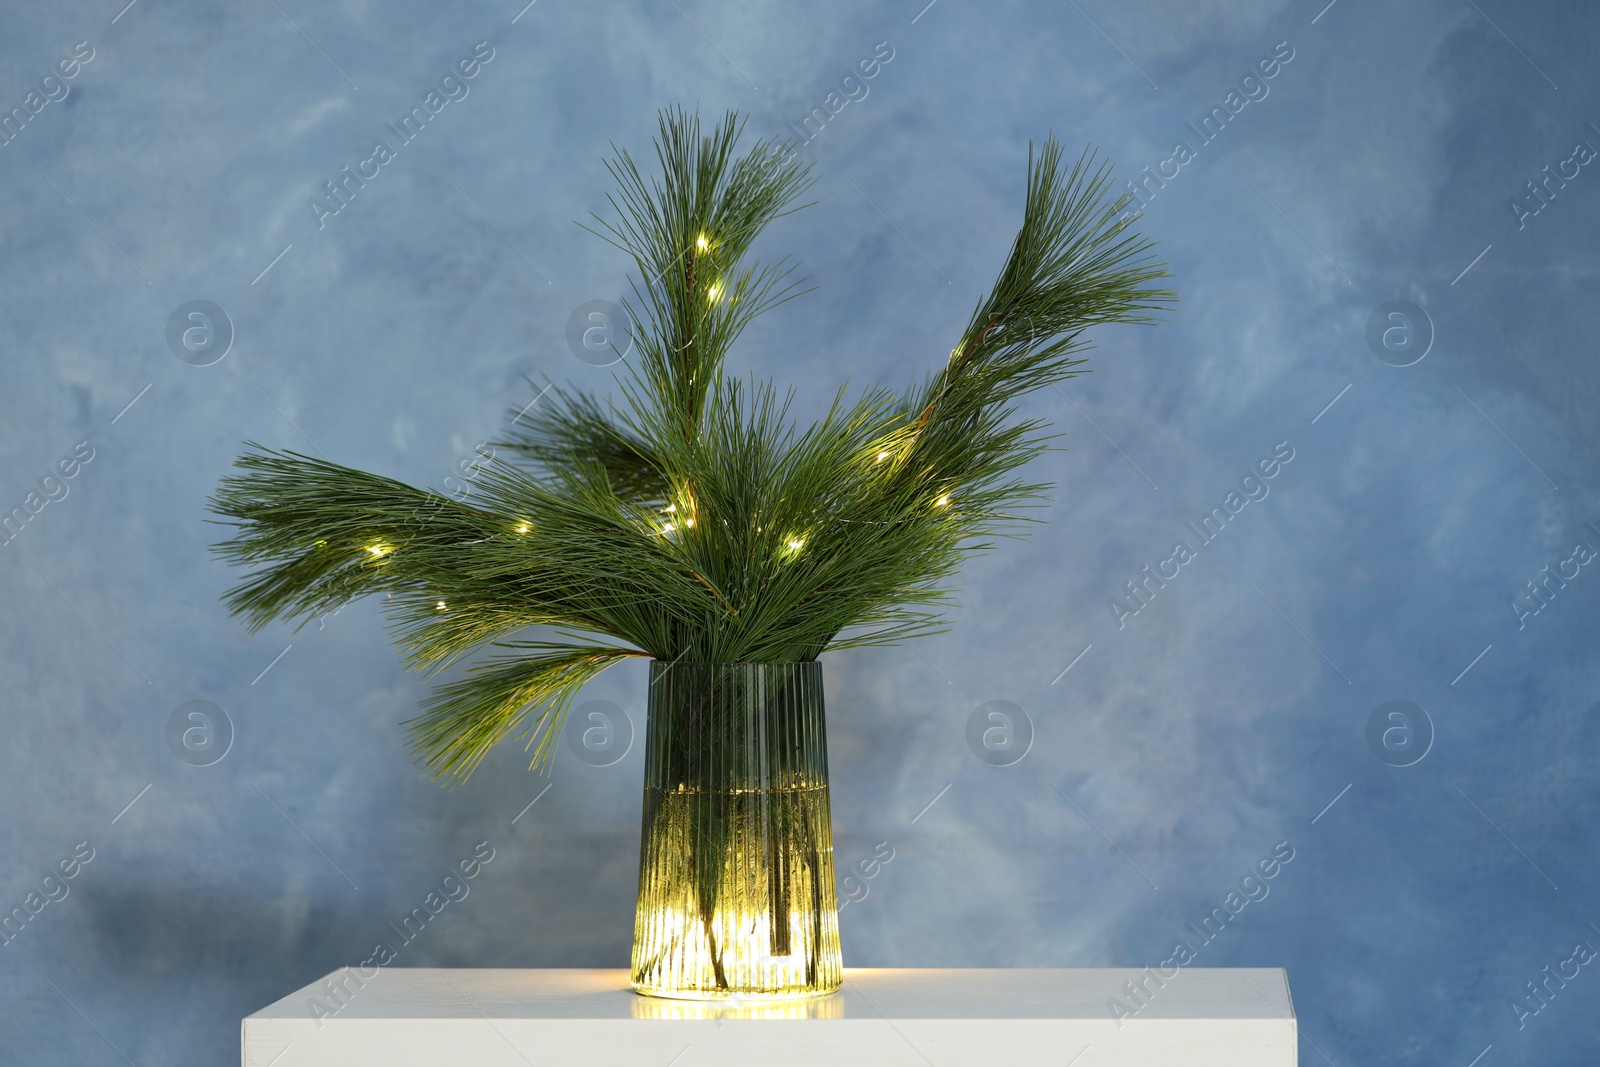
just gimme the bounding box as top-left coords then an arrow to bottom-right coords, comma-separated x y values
209,445 -> 494,632
581,107 -> 819,436
404,641 -> 646,782
912,141 -> 1174,436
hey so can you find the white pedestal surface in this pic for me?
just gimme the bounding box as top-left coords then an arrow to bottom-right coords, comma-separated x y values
243,967 -> 1296,1066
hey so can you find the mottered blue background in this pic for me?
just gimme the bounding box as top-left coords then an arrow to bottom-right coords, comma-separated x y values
1,1 -> 1597,1063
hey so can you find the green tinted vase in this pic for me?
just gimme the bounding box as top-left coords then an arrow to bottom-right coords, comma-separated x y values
630,661 -> 843,999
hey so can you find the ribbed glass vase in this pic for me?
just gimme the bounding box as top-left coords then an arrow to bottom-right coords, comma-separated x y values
630,660 -> 843,1000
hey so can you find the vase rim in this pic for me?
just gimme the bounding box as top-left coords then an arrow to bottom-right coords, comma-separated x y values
647,658 -> 821,666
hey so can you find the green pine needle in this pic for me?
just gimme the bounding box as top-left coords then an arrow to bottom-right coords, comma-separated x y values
209,107 -> 1175,782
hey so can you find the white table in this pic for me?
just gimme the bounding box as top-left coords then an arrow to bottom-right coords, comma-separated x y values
243,967 -> 1296,1066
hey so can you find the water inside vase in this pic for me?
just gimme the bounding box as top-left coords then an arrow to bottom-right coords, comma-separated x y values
631,778 -> 841,999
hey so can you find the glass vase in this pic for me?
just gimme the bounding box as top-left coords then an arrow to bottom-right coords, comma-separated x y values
630,660 -> 843,1000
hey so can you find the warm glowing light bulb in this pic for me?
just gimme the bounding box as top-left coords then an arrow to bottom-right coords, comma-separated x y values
876,451 -> 889,462
935,495 -> 950,508
663,504 -> 676,513
787,537 -> 804,552
685,519 -> 695,528
696,233 -> 710,252
662,522 -> 676,534
515,523 -> 529,533
707,280 -> 724,303
436,600 -> 447,611
366,543 -> 393,558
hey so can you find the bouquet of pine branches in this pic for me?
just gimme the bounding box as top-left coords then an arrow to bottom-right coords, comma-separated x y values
210,108 -> 1173,785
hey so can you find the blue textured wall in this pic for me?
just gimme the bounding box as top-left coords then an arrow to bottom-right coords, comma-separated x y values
3,1 -> 1597,1063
